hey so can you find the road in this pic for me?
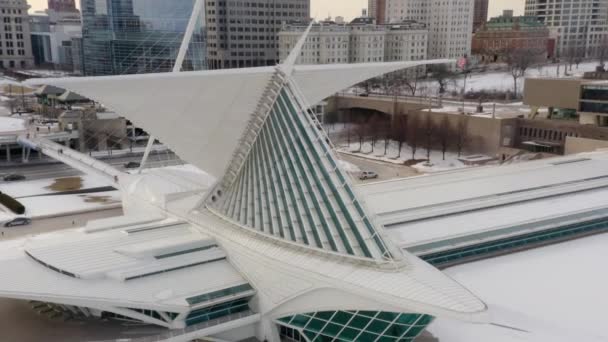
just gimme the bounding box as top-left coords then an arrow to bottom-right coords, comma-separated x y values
339,153 -> 419,184
0,207 -> 123,240
0,152 -> 182,182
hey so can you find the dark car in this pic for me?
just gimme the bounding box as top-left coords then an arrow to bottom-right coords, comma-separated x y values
3,174 -> 26,182
124,162 -> 141,169
4,217 -> 31,228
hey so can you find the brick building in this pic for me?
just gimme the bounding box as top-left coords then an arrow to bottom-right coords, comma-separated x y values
472,10 -> 553,63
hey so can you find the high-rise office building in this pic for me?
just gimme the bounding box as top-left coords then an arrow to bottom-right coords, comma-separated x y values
205,0 -> 310,69
48,0 -> 77,13
525,0 -> 608,58
80,0 -> 205,76
369,0 -> 387,24
385,0 -> 474,59
0,0 -> 34,69
473,0 -> 489,32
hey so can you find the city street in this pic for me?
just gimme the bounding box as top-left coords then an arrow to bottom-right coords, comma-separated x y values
340,152 -> 419,184
0,152 -> 182,181
0,207 -> 122,240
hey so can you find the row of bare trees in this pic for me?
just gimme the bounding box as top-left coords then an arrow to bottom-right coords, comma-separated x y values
347,113 -> 470,163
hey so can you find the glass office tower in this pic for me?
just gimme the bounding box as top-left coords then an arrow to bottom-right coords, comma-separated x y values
81,0 -> 205,76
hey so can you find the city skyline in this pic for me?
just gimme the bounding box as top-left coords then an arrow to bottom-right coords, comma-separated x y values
28,0 -> 524,19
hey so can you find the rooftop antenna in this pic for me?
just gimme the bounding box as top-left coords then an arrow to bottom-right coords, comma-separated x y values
138,0 -> 205,174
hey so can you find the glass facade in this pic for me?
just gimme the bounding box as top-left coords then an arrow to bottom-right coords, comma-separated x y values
185,298 -> 250,326
277,310 -> 434,342
81,0 -> 205,76
210,81 -> 393,261
420,216 -> 608,267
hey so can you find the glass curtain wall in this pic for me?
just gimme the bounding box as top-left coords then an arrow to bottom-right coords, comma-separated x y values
81,0 -> 205,75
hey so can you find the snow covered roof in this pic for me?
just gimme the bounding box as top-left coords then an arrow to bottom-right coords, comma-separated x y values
0,216 -> 249,311
358,151 -> 608,249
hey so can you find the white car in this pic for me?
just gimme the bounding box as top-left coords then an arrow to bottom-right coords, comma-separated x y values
359,171 -> 379,180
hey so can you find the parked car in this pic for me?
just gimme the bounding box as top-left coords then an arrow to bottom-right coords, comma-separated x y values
359,171 -> 379,180
358,93 -> 369,97
4,217 -> 31,228
3,174 -> 26,182
124,161 -> 141,169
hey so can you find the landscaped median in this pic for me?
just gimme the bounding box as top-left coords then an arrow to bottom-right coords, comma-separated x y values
0,192 -> 25,215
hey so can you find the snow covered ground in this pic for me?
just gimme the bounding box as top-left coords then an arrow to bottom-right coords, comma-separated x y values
0,175 -> 112,199
0,116 -> 25,133
0,174 -> 119,220
19,191 -> 121,218
337,140 -> 472,173
352,61 -> 600,97
429,233 -> 608,342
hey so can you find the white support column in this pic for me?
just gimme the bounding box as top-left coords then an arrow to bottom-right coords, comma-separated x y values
138,0 -> 205,174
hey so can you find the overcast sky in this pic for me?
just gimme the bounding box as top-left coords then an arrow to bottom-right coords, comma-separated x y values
28,0 -> 526,20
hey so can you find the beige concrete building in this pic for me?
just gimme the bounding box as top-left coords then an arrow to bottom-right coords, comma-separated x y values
0,0 -> 34,69
278,18 -> 428,65
565,136 -> 608,155
59,108 -> 128,152
524,77 -> 608,127
384,0 -> 474,60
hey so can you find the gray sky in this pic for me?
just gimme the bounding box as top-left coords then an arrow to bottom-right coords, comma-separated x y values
28,0 -> 526,20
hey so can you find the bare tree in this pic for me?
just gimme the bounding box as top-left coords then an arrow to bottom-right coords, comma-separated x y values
424,115 -> 434,162
428,64 -> 456,97
504,47 -> 543,98
368,115 -> 383,153
438,116 -> 451,161
354,118 -> 367,152
407,114 -> 420,160
383,120 -> 391,155
401,67 -> 425,96
392,114 -> 408,158
454,116 -> 469,157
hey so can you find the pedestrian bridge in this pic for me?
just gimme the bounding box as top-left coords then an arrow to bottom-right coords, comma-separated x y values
17,136 -> 122,185
329,94 -> 439,116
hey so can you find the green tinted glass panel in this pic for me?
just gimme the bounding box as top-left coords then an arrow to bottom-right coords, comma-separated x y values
278,311 -> 434,342
367,319 -> 391,334
349,314 -> 372,329
337,327 -> 361,341
332,311 -> 354,325
306,318 -> 327,333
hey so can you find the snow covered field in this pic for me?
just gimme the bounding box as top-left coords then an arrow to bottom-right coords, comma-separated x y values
0,116 -> 25,133
429,233 -> 608,342
337,140 -> 471,173
351,61 -> 601,97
